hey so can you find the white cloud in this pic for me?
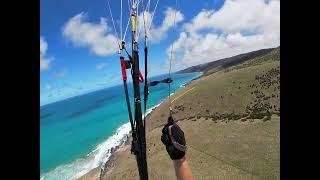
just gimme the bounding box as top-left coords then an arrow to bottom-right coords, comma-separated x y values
62,12 -> 118,56
137,7 -> 184,43
40,37 -> 47,56
96,63 -> 107,70
40,37 -> 51,71
45,84 -> 52,90
184,0 -> 280,35
167,0 -> 280,70
42,84 -> 53,93
53,69 -> 68,78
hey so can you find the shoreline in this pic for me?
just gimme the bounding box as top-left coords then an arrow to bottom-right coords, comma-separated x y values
78,74 -> 202,179
79,52 -> 280,179
40,89 -> 171,179
98,135 -> 132,180
86,98 -> 167,179
78,101 -> 162,180
40,123 -> 132,180
41,98 -> 165,180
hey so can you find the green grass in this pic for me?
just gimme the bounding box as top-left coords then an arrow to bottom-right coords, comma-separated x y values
151,59 -> 280,126
99,49 -> 280,180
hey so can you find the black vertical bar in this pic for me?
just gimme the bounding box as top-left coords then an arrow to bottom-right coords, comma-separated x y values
131,4 -> 148,179
143,45 -> 148,149
132,48 -> 148,180
144,46 -> 148,118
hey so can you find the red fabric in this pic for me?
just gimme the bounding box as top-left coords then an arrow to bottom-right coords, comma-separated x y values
120,57 -> 127,80
139,70 -> 144,83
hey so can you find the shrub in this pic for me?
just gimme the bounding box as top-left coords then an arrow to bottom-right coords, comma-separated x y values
263,114 -> 271,121
241,118 -> 247,122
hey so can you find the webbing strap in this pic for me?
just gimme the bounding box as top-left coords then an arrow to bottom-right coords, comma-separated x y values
120,56 -> 127,80
139,70 -> 144,83
148,78 -> 172,86
119,56 -> 134,132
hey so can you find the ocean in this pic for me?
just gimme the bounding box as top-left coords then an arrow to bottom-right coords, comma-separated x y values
40,72 -> 201,180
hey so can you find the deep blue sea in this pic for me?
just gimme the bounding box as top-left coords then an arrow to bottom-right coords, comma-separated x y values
40,72 -> 201,180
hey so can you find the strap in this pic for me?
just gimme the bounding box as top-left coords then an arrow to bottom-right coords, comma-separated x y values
120,56 -> 127,80
168,124 -> 187,152
148,78 -> 172,86
119,56 -> 135,144
139,70 -> 144,83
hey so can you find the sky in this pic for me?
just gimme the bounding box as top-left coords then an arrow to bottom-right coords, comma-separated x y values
40,0 -> 280,106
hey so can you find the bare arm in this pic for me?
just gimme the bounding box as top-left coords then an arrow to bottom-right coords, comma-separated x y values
173,157 -> 194,180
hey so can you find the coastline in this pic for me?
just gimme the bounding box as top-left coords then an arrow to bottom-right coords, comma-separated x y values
77,100 -> 164,180
77,136 -> 132,180
41,88 -> 178,180
78,51 -> 280,179
97,135 -> 132,180
78,95 -> 171,179
78,74 -> 202,179
40,123 -> 132,180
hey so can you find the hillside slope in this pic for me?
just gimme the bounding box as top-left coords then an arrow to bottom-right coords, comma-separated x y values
96,47 -> 280,180
177,47 -> 279,76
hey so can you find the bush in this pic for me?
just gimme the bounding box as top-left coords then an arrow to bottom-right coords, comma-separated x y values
210,115 -> 217,121
263,114 -> 271,121
241,118 -> 247,122
233,114 -> 241,120
249,112 -> 264,119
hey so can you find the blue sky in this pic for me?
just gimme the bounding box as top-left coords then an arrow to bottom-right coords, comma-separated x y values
40,0 -> 279,106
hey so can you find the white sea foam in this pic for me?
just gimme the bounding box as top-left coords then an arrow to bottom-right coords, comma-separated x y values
40,74 -> 198,180
40,102 -> 165,180
40,85 -> 185,180
40,122 -> 131,180
144,102 -> 162,117
180,83 -> 186,88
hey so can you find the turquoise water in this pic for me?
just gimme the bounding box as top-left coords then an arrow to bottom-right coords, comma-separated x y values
40,72 -> 201,179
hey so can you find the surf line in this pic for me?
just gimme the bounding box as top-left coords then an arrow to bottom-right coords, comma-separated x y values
171,87 -> 196,104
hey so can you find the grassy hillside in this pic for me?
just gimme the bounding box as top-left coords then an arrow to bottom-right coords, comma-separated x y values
147,47 -> 280,130
176,47 -> 278,75
97,47 -> 280,180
